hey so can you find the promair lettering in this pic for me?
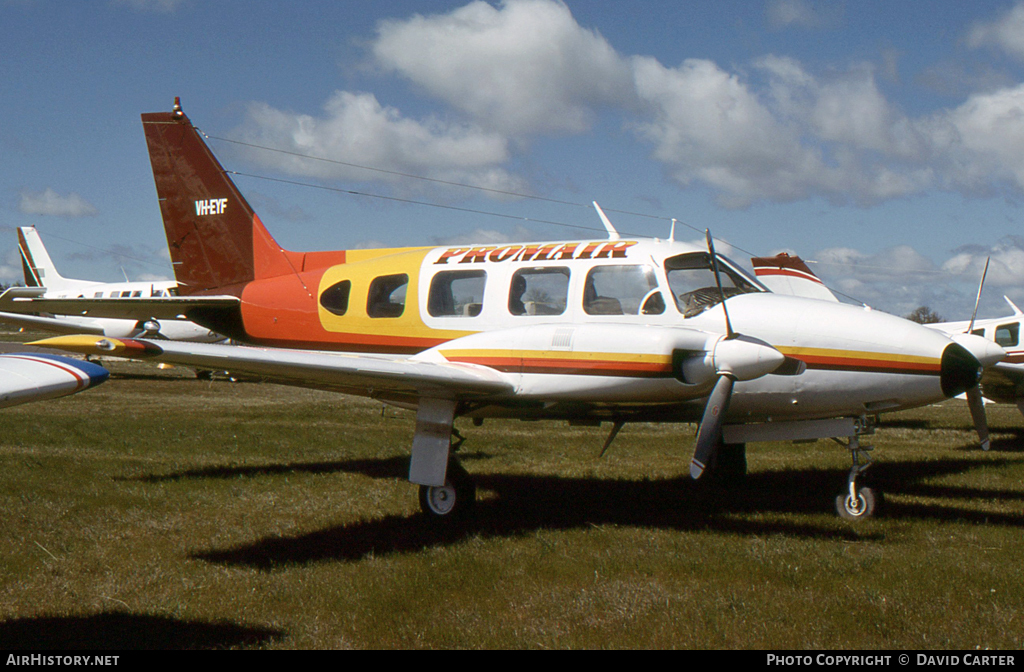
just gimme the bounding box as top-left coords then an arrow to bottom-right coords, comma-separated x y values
434,240 -> 639,265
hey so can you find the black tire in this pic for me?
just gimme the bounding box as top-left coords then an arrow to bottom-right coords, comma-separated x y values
418,463 -> 476,522
835,486 -> 882,521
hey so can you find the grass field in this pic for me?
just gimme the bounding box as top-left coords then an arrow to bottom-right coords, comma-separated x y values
0,353 -> 1022,649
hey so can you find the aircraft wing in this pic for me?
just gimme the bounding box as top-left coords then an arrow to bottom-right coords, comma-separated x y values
33,335 -> 514,400
0,311 -> 108,335
0,289 -> 240,321
0,352 -> 108,409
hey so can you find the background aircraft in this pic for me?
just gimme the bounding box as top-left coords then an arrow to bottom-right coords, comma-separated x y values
30,100 -> 994,523
0,351 -> 107,408
0,227 -> 224,343
928,297 -> 1024,449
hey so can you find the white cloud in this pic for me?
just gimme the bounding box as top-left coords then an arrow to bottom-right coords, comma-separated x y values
371,0 -> 636,136
765,0 -> 837,31
230,0 -> 1024,209
629,55 -> 941,207
942,237 -> 1024,287
18,188 -> 98,218
939,84 -> 1024,191
110,0 -> 186,12
234,91 -> 526,195
967,3 -> 1024,60
810,245 -> 968,317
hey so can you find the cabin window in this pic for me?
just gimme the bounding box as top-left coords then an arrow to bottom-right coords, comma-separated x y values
583,265 -> 660,316
120,291 -> 132,298
509,267 -> 570,316
131,291 -> 142,297
995,323 -> 1019,347
93,292 -> 103,298
320,280 -> 352,316
367,274 -> 408,318
428,270 -> 486,317
665,252 -> 760,317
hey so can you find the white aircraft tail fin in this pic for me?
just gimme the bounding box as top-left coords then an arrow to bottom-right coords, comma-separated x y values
751,253 -> 839,302
19,227 -> 67,289
18,227 -> 97,295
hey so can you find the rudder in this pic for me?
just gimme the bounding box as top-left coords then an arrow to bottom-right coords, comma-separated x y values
142,98 -> 298,295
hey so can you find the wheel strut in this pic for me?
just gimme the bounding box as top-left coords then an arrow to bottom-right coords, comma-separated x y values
833,432 -> 882,520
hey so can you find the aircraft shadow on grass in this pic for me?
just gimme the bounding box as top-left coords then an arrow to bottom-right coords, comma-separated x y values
878,419 -> 1024,453
167,453 -> 1024,569
0,610 -> 283,650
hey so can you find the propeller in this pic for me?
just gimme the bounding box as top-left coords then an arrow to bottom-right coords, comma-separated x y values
690,374 -> 734,478
966,387 -> 991,451
689,230 -> 784,478
964,257 -> 992,451
705,230 -> 735,338
967,257 -> 990,334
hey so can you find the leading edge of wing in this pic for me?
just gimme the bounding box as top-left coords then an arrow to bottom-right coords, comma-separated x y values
0,311 -> 108,335
31,335 -> 514,399
0,292 -> 240,321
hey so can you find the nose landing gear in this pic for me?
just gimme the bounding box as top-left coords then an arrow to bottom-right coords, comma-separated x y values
834,434 -> 883,521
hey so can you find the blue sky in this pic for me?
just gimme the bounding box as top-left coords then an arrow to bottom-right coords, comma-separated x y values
6,0 -> 1024,319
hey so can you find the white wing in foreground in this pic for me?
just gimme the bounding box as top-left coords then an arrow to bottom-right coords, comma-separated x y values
0,352 -> 109,408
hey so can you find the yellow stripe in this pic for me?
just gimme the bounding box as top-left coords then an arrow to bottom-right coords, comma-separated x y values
777,346 -> 940,366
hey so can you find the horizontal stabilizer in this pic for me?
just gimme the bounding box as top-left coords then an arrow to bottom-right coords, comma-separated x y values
0,293 -> 240,321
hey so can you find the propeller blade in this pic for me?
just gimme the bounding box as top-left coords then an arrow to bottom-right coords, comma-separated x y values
705,230 -> 734,338
691,374 -> 735,479
966,387 -> 991,451
967,257 -> 990,334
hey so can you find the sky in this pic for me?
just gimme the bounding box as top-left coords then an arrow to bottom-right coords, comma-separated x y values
6,0 -> 1024,320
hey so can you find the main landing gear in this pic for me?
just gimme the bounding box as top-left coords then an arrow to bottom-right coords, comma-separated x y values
834,434 -> 883,521
418,459 -> 476,521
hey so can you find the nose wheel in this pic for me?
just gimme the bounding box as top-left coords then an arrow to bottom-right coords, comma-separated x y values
834,435 -> 883,521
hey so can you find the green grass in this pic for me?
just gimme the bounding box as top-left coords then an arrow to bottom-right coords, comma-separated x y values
0,357 -> 1022,649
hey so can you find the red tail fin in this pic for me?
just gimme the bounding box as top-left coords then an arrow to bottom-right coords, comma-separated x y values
142,99 -> 300,294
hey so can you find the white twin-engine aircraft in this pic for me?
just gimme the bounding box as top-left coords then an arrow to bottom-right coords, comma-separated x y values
26,99 -> 1004,523
0,226 -> 223,343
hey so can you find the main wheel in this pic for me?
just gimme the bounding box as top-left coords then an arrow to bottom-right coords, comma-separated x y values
835,486 -> 882,521
418,464 -> 476,522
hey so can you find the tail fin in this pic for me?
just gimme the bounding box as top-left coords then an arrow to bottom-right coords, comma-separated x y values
17,227 -> 84,293
141,98 -> 303,295
750,253 -> 839,302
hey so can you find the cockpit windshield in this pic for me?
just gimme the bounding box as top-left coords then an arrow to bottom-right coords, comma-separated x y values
665,252 -> 762,317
